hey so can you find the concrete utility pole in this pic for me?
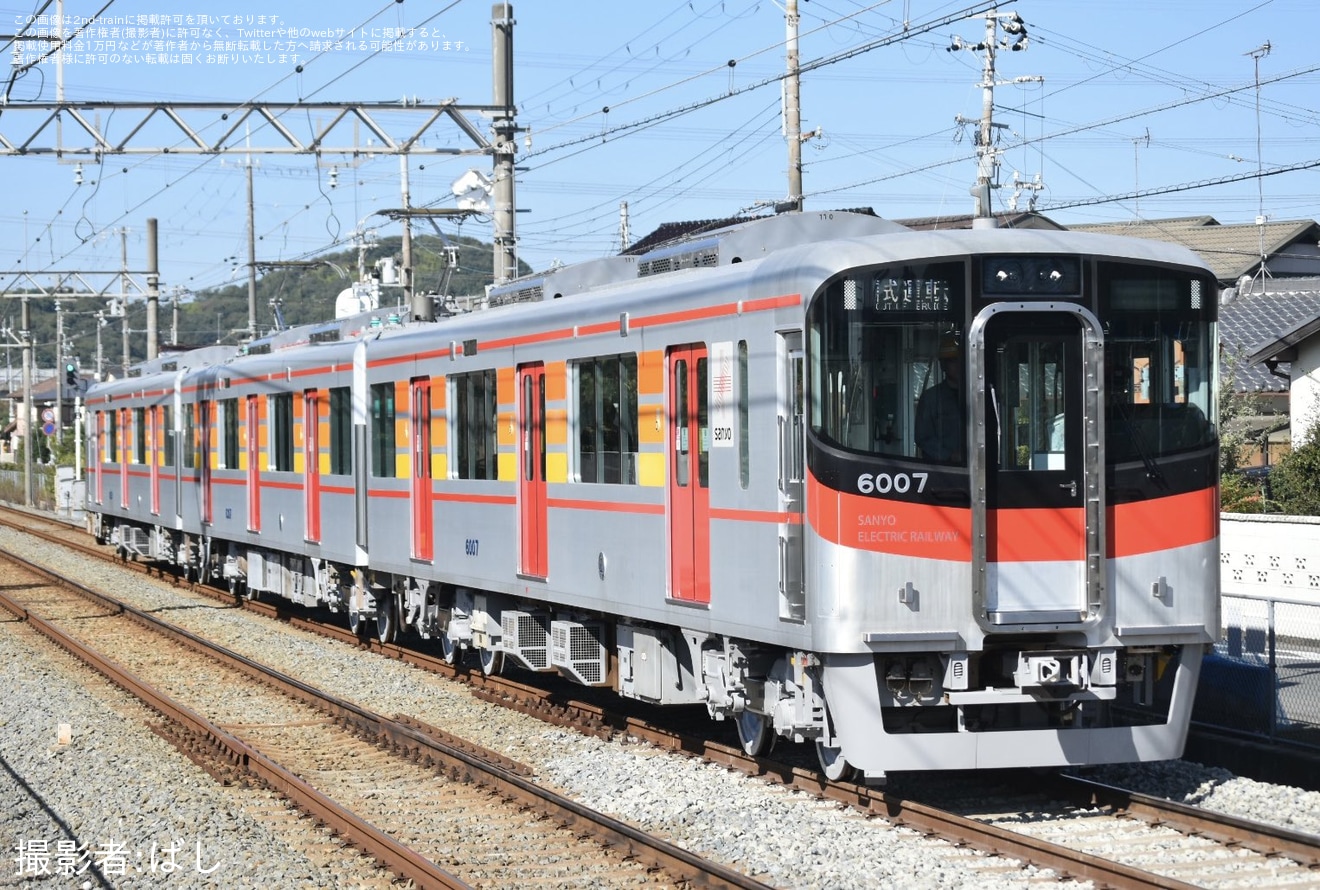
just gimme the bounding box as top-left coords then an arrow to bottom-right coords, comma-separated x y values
146,218 -> 159,359
121,228 -> 131,370
246,157 -> 258,340
401,156 -> 419,320
784,0 -> 804,213
20,295 -> 32,506
492,3 -> 519,284
949,10 -> 1033,227
54,299 -> 63,436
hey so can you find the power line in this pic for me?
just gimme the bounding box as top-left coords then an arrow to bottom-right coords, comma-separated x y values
525,0 -> 1005,159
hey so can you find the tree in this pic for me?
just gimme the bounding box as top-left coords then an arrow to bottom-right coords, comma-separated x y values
1217,345 -> 1274,513
1267,419 -> 1320,516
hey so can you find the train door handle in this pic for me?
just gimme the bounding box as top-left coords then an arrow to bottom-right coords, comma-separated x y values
1059,480 -> 1078,497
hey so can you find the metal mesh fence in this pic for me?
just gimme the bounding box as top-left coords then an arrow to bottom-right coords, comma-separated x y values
1196,593 -> 1320,748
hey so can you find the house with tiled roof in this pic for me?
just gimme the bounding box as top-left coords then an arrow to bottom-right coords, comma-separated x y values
1244,277 -> 1320,449
1067,217 -> 1320,460
1066,217 -> 1320,285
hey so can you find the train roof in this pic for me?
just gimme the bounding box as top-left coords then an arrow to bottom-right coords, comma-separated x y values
485,211 -> 908,305
97,216 -> 1217,395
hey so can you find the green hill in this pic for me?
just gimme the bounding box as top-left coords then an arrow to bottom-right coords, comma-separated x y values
19,234 -> 532,373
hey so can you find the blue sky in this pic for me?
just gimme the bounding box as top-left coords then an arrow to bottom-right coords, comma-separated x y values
0,0 -> 1316,329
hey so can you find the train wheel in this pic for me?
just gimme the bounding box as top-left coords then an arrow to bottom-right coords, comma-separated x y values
347,609 -> 368,639
479,647 -> 505,676
735,710 -> 776,758
438,632 -> 461,664
375,596 -> 398,645
815,741 -> 859,783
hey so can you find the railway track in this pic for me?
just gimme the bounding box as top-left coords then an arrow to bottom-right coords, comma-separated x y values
0,530 -> 771,889
4,505 -> 1320,887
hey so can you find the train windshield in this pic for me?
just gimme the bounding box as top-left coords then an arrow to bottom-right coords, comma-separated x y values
1099,262 -> 1217,461
808,261 -> 967,463
807,257 -> 1217,466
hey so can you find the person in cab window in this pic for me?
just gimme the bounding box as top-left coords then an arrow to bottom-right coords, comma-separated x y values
915,335 -> 965,463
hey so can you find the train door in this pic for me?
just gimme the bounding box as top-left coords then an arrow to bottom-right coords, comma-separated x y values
304,389 -> 321,543
410,378 -> 433,561
668,344 -> 710,604
149,406 -> 160,515
118,408 -> 128,509
778,333 -> 805,620
246,395 -> 261,533
972,306 -> 1103,625
95,410 -> 105,505
199,399 -> 213,525
518,363 -> 547,578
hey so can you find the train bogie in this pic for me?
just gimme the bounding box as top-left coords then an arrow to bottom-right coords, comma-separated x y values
85,213 -> 1221,782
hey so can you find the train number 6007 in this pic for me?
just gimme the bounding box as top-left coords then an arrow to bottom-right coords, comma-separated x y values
857,472 -> 928,495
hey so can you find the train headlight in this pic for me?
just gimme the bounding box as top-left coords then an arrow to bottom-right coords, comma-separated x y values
884,662 -> 908,696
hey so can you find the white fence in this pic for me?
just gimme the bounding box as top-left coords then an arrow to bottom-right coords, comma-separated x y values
1210,514 -> 1320,743
1221,513 -> 1320,604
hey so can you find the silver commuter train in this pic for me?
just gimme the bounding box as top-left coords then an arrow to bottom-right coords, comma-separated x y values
84,212 -> 1220,783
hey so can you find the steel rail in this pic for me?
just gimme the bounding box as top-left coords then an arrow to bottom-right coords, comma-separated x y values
0,573 -> 469,889
1057,774 -> 1320,868
0,541 -> 773,890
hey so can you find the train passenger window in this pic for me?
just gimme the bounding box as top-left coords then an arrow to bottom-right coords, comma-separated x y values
219,398 -> 239,469
162,405 -> 175,468
182,405 -> 197,470
453,370 -> 498,480
105,411 -> 118,462
132,408 -> 146,464
573,353 -> 637,485
370,382 -> 396,478
807,261 -> 967,463
1100,264 -> 1216,460
269,393 -> 294,472
995,337 -> 1069,471
329,387 -> 352,475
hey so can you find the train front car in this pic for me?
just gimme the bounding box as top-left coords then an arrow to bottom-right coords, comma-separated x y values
802,231 -> 1219,782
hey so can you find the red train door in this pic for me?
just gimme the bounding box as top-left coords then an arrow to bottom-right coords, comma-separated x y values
518,363 -> 547,578
118,408 -> 128,508
410,378 -> 433,560
149,406 -> 160,515
199,400 -> 213,525
304,390 -> 321,543
246,395 -> 261,533
668,345 -> 710,604
95,411 -> 105,504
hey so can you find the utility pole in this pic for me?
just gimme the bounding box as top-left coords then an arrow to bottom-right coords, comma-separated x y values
618,202 -> 631,252
54,299 -> 63,436
784,0 -> 804,212
491,3 -> 519,283
20,295 -> 32,506
146,217 -> 159,359
95,312 -> 105,380
121,228 -> 131,370
246,153 -> 258,339
401,155 -> 420,321
949,9 -> 1033,227
1247,41 -> 1272,292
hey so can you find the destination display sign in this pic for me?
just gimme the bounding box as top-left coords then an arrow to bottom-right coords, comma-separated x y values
872,275 -> 952,313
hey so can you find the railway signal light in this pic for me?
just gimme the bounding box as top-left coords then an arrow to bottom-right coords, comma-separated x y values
65,360 -> 78,388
